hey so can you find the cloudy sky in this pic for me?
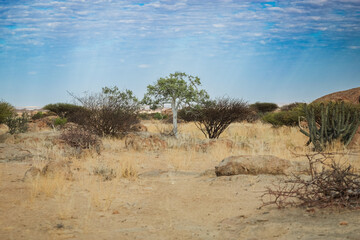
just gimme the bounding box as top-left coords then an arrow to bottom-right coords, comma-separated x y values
0,0 -> 359,107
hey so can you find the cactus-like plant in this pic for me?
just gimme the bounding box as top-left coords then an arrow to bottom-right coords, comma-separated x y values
299,101 -> 360,151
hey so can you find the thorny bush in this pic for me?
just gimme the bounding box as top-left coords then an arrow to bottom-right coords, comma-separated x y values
262,153 -> 360,209
60,125 -> 102,153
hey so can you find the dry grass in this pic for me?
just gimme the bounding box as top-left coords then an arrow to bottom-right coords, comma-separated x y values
28,173 -> 70,202
1,120 -> 359,239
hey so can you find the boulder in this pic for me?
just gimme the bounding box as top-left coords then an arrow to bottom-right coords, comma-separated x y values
215,155 -> 308,176
124,133 -> 167,151
0,143 -> 33,163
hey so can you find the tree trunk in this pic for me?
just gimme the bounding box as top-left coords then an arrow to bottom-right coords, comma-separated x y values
171,101 -> 178,137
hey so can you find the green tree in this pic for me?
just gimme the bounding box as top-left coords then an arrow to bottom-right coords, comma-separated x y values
0,100 -> 15,124
143,72 -> 209,137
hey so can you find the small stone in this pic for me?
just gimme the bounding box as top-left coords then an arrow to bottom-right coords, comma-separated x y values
112,210 -> 120,214
339,221 -> 348,226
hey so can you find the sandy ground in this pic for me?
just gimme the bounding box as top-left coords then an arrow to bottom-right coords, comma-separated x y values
1,129 -> 360,240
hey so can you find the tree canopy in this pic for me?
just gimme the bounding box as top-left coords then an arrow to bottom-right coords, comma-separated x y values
143,72 -> 209,136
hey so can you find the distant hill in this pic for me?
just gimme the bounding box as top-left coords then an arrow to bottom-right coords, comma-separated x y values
313,87 -> 360,104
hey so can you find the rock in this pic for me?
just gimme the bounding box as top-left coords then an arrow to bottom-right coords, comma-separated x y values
0,143 -> 33,163
215,155 -> 308,176
23,167 -> 41,181
130,123 -> 148,132
124,133 -> 167,151
41,160 -> 73,179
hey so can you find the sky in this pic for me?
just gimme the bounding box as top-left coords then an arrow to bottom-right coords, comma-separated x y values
0,0 -> 360,108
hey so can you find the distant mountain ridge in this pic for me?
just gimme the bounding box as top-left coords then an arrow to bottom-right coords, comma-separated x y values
314,87 -> 360,104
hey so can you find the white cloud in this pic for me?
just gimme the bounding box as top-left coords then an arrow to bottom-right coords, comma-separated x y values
28,71 -> 37,75
213,24 -> 226,28
138,64 -> 150,68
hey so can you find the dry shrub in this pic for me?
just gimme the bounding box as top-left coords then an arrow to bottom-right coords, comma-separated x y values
120,160 -> 138,179
262,153 -> 360,209
93,165 -> 116,181
29,173 -> 69,202
60,125 -> 101,153
180,98 -> 250,139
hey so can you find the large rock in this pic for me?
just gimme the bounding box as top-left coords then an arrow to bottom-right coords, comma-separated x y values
124,133 -> 168,151
215,155 -> 308,176
0,143 -> 33,163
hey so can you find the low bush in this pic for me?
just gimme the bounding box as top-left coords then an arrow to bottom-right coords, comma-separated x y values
70,86 -> 140,137
60,125 -> 101,153
262,153 -> 360,209
139,113 -> 151,120
93,165 -> 116,181
250,102 -> 278,114
153,112 -> 168,120
53,117 -> 67,128
31,111 -> 45,120
6,113 -> 29,134
0,101 -> 15,124
262,103 -> 306,127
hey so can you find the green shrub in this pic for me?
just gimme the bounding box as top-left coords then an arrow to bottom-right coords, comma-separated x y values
43,103 -> 83,118
139,113 -> 151,120
0,101 -> 15,124
53,117 -> 67,127
31,111 -> 45,120
6,113 -> 29,134
262,103 -> 306,127
250,102 -> 278,114
153,112 -> 168,120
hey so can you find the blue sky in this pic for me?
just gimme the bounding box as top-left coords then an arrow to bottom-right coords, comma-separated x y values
0,0 -> 359,108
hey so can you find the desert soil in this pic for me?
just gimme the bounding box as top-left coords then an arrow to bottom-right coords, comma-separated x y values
1,130 -> 360,240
